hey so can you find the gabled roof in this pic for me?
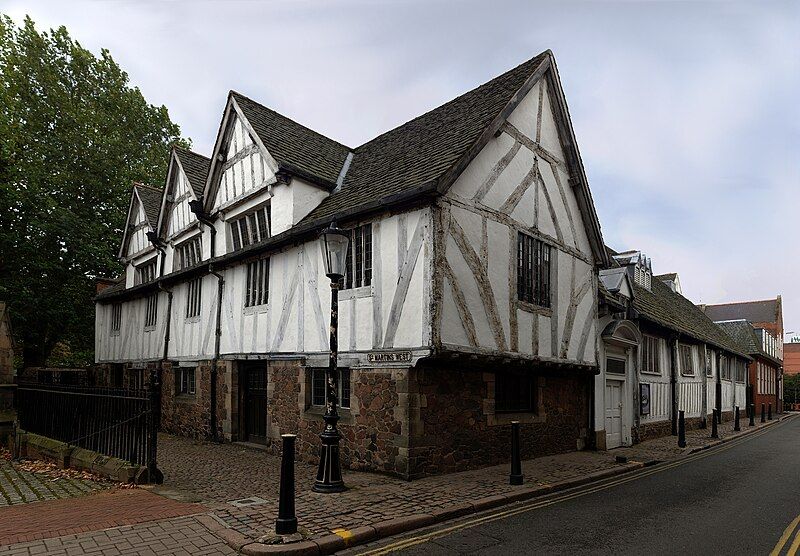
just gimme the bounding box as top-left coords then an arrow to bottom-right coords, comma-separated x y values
716,320 -> 782,366
656,273 -> 677,281
174,148 -> 211,197
134,183 -> 163,228
702,299 -> 780,326
230,91 -> 352,188
303,52 -> 550,223
633,278 -> 749,358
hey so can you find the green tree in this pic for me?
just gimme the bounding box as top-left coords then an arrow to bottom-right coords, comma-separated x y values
0,15 -> 188,368
784,373 -> 800,408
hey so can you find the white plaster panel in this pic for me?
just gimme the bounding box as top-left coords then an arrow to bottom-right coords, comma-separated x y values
506,80 -> 541,141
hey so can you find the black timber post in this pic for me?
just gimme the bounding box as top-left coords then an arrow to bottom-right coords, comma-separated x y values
678,410 -> 686,448
147,367 -> 164,484
510,421 -> 523,485
670,336 -> 679,436
276,434 -> 298,535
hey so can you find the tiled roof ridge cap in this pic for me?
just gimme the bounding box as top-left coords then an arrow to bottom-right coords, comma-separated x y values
133,182 -> 163,192
173,145 -> 211,161
228,90 -> 354,152
705,298 -> 777,307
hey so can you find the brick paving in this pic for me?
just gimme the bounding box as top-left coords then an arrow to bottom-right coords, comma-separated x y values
0,458 -> 108,506
0,416 -> 791,555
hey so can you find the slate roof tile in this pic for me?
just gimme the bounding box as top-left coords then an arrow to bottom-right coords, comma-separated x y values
231,91 -> 352,188
702,299 -> 779,326
633,279 -> 748,358
302,51 -> 548,223
174,148 -> 211,197
134,184 -> 163,228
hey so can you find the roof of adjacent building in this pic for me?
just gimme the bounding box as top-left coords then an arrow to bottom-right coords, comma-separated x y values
302,51 -> 549,223
134,183 -> 164,228
633,279 -> 749,358
702,298 -> 780,326
231,91 -> 352,189
714,320 -> 774,361
174,148 -> 211,197
655,273 -> 677,281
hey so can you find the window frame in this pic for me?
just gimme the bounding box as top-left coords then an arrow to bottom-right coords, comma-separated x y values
110,303 -> 122,335
245,257 -> 270,308
495,371 -> 537,414
680,344 -> 694,376
175,367 -> 196,396
309,368 -> 351,410
230,204 -> 271,252
144,293 -> 158,329
135,259 -> 157,286
641,335 -> 661,375
175,235 -> 203,271
516,232 -> 552,309
185,277 -> 202,319
343,224 -> 373,290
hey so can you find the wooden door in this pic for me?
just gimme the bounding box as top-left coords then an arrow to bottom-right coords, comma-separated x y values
605,380 -> 623,449
242,363 -> 268,445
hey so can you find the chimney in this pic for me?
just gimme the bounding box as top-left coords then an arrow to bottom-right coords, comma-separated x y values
95,277 -> 117,294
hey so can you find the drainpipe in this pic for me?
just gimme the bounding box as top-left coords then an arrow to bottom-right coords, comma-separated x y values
209,265 -> 225,442
189,199 -> 222,440
159,282 -> 173,362
670,333 -> 679,436
715,351 -> 722,422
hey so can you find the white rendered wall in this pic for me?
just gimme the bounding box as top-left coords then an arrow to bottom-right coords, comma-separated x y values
439,73 -> 596,364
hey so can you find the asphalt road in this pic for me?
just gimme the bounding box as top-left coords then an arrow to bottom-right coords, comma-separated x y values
356,415 -> 800,556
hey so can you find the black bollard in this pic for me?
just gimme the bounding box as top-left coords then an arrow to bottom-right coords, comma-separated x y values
678,410 -> 686,448
768,403 -> 772,421
749,403 -> 755,427
761,403 -> 766,423
276,434 -> 298,535
711,410 -> 719,439
734,406 -> 741,432
510,421 -> 523,485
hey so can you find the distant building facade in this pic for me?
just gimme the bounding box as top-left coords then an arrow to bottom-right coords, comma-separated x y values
703,297 -> 784,413
784,343 -> 800,376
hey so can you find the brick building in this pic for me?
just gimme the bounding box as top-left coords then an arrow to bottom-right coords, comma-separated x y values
783,342 -> 800,376
703,297 -> 784,413
94,51 -> 609,478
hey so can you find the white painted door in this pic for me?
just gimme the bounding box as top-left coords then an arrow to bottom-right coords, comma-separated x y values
605,380 -> 623,449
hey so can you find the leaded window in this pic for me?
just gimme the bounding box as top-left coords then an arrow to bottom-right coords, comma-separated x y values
245,257 -> 270,307
680,344 -> 694,376
136,260 -> 157,285
310,368 -> 351,409
641,335 -> 661,375
344,224 -> 372,289
175,367 -> 196,395
176,236 -> 202,270
230,205 -> 271,251
111,303 -> 122,333
144,293 -> 157,328
186,278 -> 202,318
517,233 -> 551,308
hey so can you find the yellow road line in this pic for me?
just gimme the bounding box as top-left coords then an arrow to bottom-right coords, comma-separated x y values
771,514 -> 800,556
359,417 -> 794,555
786,525 -> 800,556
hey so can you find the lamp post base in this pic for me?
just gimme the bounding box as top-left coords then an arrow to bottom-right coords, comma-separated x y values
312,430 -> 346,493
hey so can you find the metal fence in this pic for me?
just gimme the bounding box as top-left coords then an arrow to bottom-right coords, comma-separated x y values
15,372 -> 161,478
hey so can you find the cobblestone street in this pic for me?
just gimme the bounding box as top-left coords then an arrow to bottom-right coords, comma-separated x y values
0,456 -> 109,506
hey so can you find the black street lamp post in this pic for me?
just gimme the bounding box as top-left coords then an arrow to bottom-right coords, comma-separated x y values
313,223 -> 350,494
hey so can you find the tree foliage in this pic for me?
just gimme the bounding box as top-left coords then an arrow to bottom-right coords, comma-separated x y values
0,15 -> 188,368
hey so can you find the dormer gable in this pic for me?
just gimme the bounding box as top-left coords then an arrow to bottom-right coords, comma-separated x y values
202,92 -> 353,245
613,250 -> 652,291
157,147 -> 210,241
119,183 -> 163,260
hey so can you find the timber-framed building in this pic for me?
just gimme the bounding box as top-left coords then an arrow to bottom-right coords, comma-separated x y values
95,50 -> 610,477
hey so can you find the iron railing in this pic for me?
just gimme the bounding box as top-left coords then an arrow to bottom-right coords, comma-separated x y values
15,371 -> 161,480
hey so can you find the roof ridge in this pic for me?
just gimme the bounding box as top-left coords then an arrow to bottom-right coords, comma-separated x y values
705,298 -> 777,307
133,182 -> 163,192
354,51 -> 550,152
174,146 -> 211,161
229,90 -> 353,152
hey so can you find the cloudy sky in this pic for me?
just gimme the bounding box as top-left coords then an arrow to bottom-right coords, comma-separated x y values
4,0 -> 799,337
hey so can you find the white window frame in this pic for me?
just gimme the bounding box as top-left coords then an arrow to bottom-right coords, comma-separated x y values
310,368 -> 351,409
186,277 -> 202,319
175,367 -> 196,396
110,303 -> 122,335
343,224 -> 373,290
175,235 -> 202,271
144,293 -> 158,329
135,259 -> 157,285
245,257 -> 270,308
680,344 -> 695,376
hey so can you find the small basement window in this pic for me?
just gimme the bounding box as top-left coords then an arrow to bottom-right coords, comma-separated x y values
310,368 -> 351,409
175,367 -> 196,396
495,372 -> 537,413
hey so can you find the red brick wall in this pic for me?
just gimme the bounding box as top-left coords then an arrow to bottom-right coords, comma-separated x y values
784,344 -> 800,376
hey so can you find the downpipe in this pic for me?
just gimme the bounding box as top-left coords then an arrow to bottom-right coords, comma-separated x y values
210,266 -> 225,442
